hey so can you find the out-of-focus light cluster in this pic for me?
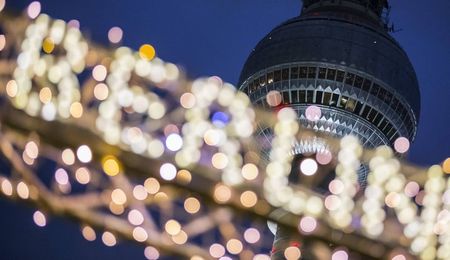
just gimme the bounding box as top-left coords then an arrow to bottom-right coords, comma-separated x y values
264,108 -> 324,219
437,178 -> 450,259
13,14 -> 87,120
328,135 -> 361,228
362,146 -> 395,237
411,165 -> 444,259
177,76 -> 254,186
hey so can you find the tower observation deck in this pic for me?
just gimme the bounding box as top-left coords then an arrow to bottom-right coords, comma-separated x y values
238,0 -> 420,258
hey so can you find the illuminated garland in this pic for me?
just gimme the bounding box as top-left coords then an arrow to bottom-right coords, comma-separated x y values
0,3 -> 449,260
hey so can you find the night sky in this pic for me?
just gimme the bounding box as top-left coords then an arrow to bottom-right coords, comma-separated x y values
1,1 -> 449,259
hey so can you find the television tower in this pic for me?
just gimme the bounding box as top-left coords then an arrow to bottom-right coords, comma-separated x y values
238,0 -> 420,258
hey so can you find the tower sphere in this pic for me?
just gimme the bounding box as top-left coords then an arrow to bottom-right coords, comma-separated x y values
239,0 -> 420,149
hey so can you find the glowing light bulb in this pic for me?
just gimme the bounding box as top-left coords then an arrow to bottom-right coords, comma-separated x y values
160,163 -> 177,181
305,105 -> 321,122
108,27 -> 123,43
299,216 -> 317,233
27,1 -> 41,19
33,210 -> 46,227
266,90 -> 282,107
102,156 -> 121,176
209,243 -> 225,258
300,158 -> 318,176
139,44 -> 156,60
166,134 -> 183,151
76,145 -> 92,163
394,137 -> 410,153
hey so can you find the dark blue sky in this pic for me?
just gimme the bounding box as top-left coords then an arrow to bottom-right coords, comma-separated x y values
1,1 -> 450,259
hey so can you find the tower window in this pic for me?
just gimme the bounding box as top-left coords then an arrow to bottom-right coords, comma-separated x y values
336,70 -> 345,82
318,68 -> 327,79
367,109 -> 377,122
387,127 -> 396,141
291,67 -> 299,79
361,105 -> 371,118
339,96 -> 348,108
362,79 -> 371,92
377,87 -> 386,100
291,90 -> 299,103
345,73 -> 355,85
354,101 -> 364,114
354,76 -> 364,89
331,93 -> 339,106
345,98 -> 356,112
323,92 -> 332,105
282,91 -> 290,104
373,113 -> 382,126
274,70 -> 281,82
250,81 -> 257,93
391,97 -> 400,111
306,90 -> 314,103
267,72 -> 274,84
327,69 -> 336,80
315,91 -> 323,104
370,83 -> 380,96
282,68 -> 289,80
379,119 -> 388,132
384,91 -> 392,104
299,90 -> 306,102
259,75 -> 266,86
384,121 -> 393,135
307,67 -> 316,78
299,67 -> 307,78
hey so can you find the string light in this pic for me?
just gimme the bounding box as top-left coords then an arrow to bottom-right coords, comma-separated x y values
299,216 -> 317,233
1,179 -> 13,196
244,228 -> 260,244
62,149 -> 75,165
111,188 -> 127,205
184,197 -> 201,214
132,185 -> 148,200
305,105 -> 321,122
81,226 -> 96,241
394,137 -> 410,154
299,158 -> 318,176
133,227 -> 148,242
165,219 -> 181,236
17,181 -> 30,199
27,2 -> 41,19
108,27 -> 123,43
102,155 -> 121,176
102,231 -> 117,247
329,135 -> 361,228
332,250 -> 348,260
75,167 -> 91,184
209,243 -> 225,258
76,145 -> 92,163
160,163 -> 177,181
139,44 -> 156,60
226,239 -> 243,255
266,90 -> 282,107
144,246 -> 160,260
33,210 -> 46,227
